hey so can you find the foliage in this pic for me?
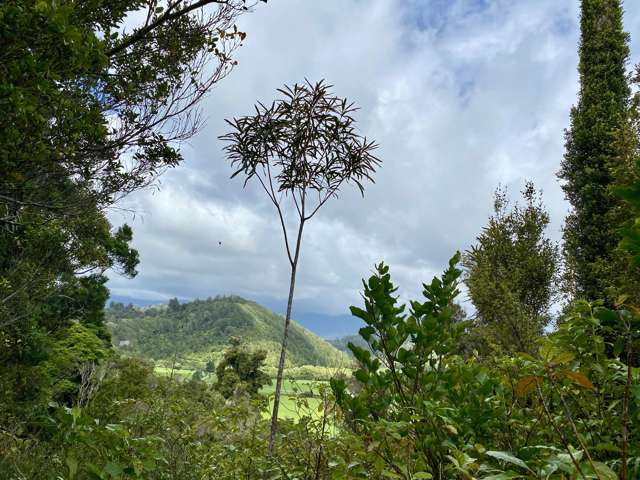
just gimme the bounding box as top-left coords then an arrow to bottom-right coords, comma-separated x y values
0,355 -> 342,480
0,275 -> 115,422
463,183 -> 559,354
559,0 -> 639,304
331,254 -> 503,478
221,79 -> 380,198
1,0 -> 248,227
214,336 -> 271,398
615,165 -> 640,366
331,255 -> 638,479
0,0 -> 253,422
47,322 -> 111,405
1,357 -> 268,479
1,263 -> 638,480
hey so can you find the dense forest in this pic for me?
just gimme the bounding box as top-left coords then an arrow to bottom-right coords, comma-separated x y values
1,0 -> 639,479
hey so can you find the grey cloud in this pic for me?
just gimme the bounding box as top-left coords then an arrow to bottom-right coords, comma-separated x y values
108,0 -> 640,316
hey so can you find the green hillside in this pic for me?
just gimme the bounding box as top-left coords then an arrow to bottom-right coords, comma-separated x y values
106,296 -> 350,370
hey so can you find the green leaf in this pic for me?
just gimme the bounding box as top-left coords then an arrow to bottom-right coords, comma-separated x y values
70,406 -> 81,421
613,336 -> 625,357
481,473 -> 521,480
35,1 -> 49,13
66,451 -> 78,479
359,326 -> 375,339
382,470 -> 402,478
413,473 -> 432,479
589,461 -> 617,480
104,462 -> 124,478
354,369 -> 369,383
550,351 -> 575,365
593,308 -> 618,325
485,451 -> 531,472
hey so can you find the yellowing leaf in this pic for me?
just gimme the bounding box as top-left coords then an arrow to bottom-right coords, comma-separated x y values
515,376 -> 542,397
563,370 -> 594,390
615,294 -> 629,307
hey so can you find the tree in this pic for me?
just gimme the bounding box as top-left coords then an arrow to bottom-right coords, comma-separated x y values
615,154 -> 640,367
220,80 -> 380,450
1,0 -> 252,318
0,0 -> 255,420
558,0 -> 638,303
214,337 -> 270,398
1,0 -> 251,227
205,357 -> 216,374
330,254 -> 503,478
463,183 -> 559,354
168,298 -> 182,314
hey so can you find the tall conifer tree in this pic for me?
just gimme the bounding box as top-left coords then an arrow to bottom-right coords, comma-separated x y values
559,0 -> 634,302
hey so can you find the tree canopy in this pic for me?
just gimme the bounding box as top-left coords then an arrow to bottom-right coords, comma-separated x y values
463,183 -> 559,354
559,0 -> 637,303
0,0 -> 252,420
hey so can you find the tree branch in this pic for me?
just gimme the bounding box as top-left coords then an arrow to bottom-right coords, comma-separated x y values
256,172 -> 294,265
304,184 -> 339,220
107,0 -> 233,57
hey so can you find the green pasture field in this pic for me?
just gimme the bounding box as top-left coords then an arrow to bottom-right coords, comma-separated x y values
260,379 -> 328,420
154,366 -> 329,420
154,366 -> 203,379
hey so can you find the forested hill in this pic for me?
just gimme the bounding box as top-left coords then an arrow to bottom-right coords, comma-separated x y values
106,296 -> 349,368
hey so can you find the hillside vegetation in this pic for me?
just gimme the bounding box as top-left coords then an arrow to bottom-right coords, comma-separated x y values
107,296 -> 350,370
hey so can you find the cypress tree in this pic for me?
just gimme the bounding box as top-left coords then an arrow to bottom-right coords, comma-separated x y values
559,0 -> 634,302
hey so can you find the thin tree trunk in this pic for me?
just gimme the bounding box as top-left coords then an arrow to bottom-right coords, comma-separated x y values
313,395 -> 329,480
268,220 -> 305,452
621,315 -> 633,480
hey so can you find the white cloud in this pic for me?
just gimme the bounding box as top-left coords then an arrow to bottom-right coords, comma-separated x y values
108,0 -> 640,316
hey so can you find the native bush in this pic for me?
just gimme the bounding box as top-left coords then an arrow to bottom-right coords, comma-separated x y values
330,254 -> 638,479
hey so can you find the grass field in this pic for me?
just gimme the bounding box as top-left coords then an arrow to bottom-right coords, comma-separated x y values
259,378 -> 325,396
154,366 -> 329,420
154,366 -> 205,379
265,395 -> 323,420
260,379 -> 328,420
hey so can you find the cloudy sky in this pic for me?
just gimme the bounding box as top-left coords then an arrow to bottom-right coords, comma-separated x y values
108,0 -> 640,334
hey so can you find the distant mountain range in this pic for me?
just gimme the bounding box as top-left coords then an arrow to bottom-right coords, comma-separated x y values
106,295 -> 351,370
291,312 -> 364,339
326,334 -> 370,356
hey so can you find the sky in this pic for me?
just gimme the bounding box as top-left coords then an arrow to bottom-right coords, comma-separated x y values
107,0 -> 640,336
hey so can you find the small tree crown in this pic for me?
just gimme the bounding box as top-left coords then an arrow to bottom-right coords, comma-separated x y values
220,79 -> 380,205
